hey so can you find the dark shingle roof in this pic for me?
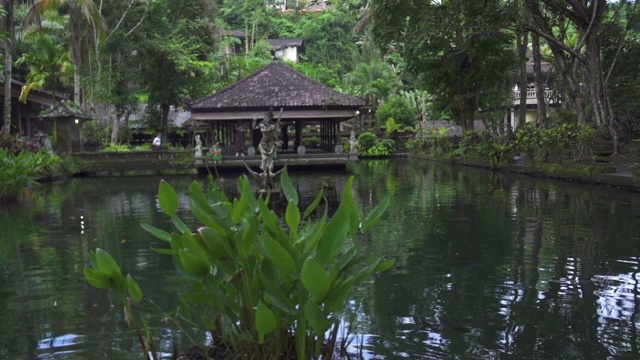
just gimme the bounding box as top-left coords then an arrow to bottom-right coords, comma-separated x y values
265,38 -> 303,50
40,100 -> 93,119
222,29 -> 246,38
192,61 -> 365,110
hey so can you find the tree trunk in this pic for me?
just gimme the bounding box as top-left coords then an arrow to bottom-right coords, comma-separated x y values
517,30 -> 528,129
110,113 -> 120,144
532,33 -> 547,128
70,12 -> 83,105
3,0 -> 14,133
161,102 -> 170,141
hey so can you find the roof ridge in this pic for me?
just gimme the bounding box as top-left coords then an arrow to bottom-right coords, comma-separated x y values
192,61 -> 281,107
192,60 -> 365,109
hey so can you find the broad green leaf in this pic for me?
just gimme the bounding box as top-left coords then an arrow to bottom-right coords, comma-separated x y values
335,246 -> 358,273
375,258 -> 396,271
302,211 -> 327,254
255,300 -> 276,344
108,272 -> 128,293
303,188 -> 323,218
341,176 -> 361,234
158,180 -> 178,216
285,201 -> 301,238
179,249 -> 210,279
361,193 -> 391,233
304,298 -> 331,333
264,290 -> 294,315
141,223 -> 172,243
262,235 -> 296,278
189,181 -> 213,215
315,205 -> 348,265
190,202 -> 219,230
280,168 -> 298,205
198,227 -> 232,260
88,251 -> 98,269
258,199 -> 278,228
151,247 -> 175,255
170,214 -> 190,234
241,217 -> 259,254
231,181 -> 249,223
96,248 -> 121,274
84,268 -> 110,289
127,274 -> 143,303
324,278 -> 355,312
170,233 -> 184,254
301,258 -> 331,301
239,175 -> 259,212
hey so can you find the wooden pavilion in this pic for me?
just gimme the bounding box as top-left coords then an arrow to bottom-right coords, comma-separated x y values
190,61 -> 365,155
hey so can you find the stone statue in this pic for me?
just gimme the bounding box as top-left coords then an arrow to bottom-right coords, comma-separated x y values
194,134 -> 203,159
349,130 -> 357,154
253,107 -> 283,176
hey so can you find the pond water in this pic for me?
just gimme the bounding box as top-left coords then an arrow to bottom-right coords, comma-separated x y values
1,159 -> 639,359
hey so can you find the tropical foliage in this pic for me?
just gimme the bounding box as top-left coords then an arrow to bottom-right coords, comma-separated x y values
86,171 -> 394,359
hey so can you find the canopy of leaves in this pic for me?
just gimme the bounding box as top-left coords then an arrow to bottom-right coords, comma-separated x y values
371,0 -> 517,130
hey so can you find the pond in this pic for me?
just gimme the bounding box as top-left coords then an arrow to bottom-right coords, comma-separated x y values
1,159 -> 639,359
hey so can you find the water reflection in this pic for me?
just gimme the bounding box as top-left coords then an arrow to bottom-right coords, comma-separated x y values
0,161 -> 639,359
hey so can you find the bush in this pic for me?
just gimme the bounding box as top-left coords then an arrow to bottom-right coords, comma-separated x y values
303,136 -> 320,148
0,149 -> 60,202
0,130 -> 40,154
85,171 -> 394,359
356,132 -> 377,154
100,144 -> 130,153
375,96 -> 417,127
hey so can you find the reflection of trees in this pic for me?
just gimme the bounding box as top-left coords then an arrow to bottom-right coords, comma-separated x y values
358,160 -> 520,357
4,164 -> 640,358
355,160 -> 640,358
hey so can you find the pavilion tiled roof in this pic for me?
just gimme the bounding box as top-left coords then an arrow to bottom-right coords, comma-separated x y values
265,38 -> 303,51
192,61 -> 365,110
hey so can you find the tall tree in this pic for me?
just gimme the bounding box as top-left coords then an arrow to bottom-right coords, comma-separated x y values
371,0 -> 517,131
24,0 -> 106,106
523,0 -> 609,127
3,0 -> 14,132
136,0 -> 217,137
97,0 -> 150,144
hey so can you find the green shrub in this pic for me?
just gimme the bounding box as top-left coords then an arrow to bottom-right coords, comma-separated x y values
85,171 -> 394,359
385,118 -> 402,136
303,136 -> 320,148
132,144 -> 152,152
375,96 -> 417,127
0,149 -> 60,202
356,132 -> 377,154
100,144 -> 131,152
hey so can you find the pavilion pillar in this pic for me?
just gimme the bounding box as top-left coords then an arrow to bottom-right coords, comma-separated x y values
295,121 -> 302,149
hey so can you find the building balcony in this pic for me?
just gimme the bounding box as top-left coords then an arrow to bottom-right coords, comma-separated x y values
513,88 -> 559,106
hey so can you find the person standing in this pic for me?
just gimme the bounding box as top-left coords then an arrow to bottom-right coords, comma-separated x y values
152,133 -> 161,151
234,125 -> 247,156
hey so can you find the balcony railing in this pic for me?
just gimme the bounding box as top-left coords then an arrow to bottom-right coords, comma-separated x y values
513,88 -> 558,105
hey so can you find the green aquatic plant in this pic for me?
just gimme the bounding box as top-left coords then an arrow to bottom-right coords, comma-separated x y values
0,149 -> 60,202
85,169 -> 393,359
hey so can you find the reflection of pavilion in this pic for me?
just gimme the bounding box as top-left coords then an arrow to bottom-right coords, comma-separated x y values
190,61 -> 365,159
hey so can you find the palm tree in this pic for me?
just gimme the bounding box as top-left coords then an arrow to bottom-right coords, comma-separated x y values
3,0 -> 15,133
23,0 -> 106,106
15,33 -> 73,104
344,60 -> 395,105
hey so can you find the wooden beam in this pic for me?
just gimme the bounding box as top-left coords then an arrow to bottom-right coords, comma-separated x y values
191,109 -> 359,121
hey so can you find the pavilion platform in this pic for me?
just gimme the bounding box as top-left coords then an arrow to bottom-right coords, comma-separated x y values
69,149 -> 357,176
195,150 -> 356,174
